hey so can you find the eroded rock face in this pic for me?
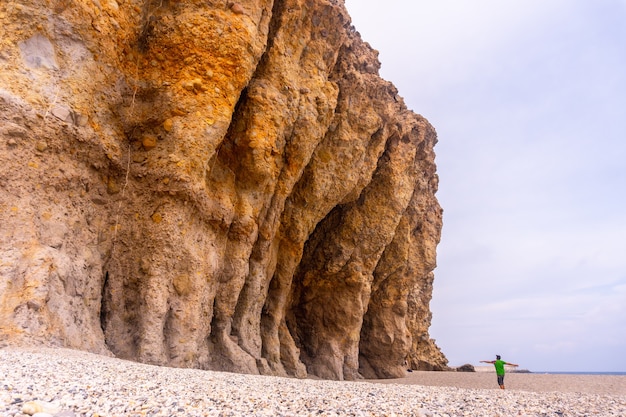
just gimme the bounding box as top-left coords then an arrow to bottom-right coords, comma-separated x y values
0,0 -> 448,379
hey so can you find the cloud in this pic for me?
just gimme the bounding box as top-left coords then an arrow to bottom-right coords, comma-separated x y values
347,0 -> 572,102
345,1 -> 626,372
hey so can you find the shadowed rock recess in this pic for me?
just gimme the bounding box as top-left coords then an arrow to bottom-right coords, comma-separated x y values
0,0 -> 448,379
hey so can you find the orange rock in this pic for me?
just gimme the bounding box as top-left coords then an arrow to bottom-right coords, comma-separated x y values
0,0 -> 445,381
142,134 -> 157,150
230,3 -> 244,14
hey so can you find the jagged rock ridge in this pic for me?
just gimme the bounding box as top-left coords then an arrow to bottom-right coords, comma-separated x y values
0,0 -> 448,379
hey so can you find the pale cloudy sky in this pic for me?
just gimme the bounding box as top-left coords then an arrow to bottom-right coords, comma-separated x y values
344,0 -> 626,372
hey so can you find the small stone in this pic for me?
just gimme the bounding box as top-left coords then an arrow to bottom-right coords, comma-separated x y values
91,196 -> 108,205
22,400 -> 59,415
51,105 -> 72,122
230,3 -> 244,14
75,113 -> 89,126
173,274 -> 191,296
18,33 -> 58,70
192,78 -> 206,92
35,141 -> 48,152
4,123 -> 28,138
26,300 -> 41,311
107,177 -> 120,194
162,118 -> 173,132
142,134 -> 157,150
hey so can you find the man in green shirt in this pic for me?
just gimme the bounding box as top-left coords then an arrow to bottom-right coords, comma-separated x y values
480,355 -> 519,389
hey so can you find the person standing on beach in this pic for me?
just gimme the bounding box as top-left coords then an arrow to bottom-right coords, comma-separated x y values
480,355 -> 518,389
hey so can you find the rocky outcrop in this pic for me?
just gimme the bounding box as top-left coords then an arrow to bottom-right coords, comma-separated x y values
456,364 -> 476,372
0,0 -> 447,379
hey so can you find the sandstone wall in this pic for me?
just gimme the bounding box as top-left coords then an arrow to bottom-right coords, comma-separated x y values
0,0 -> 448,379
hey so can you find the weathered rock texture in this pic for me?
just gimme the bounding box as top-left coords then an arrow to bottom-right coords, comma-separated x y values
0,0 -> 448,379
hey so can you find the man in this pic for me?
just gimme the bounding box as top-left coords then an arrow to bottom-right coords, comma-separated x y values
480,355 -> 519,389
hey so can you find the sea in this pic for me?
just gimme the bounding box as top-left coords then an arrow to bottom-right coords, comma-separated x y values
534,371 -> 626,375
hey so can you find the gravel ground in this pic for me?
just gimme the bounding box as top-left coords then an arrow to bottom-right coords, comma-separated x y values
1,347 -> 625,417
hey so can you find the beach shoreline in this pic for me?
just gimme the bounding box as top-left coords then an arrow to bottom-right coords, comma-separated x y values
2,347 -> 625,416
364,369 -> 626,396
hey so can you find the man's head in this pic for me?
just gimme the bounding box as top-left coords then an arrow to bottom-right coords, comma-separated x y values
496,355 -> 501,360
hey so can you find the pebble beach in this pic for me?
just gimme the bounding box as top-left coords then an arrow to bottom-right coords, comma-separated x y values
1,348 -> 625,417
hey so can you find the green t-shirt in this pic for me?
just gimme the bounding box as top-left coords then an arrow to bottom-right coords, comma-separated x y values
494,359 -> 506,375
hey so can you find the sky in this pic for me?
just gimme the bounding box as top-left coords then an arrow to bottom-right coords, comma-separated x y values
344,0 -> 626,372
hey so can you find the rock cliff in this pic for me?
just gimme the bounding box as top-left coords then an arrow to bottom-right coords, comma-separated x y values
0,0 -> 448,379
